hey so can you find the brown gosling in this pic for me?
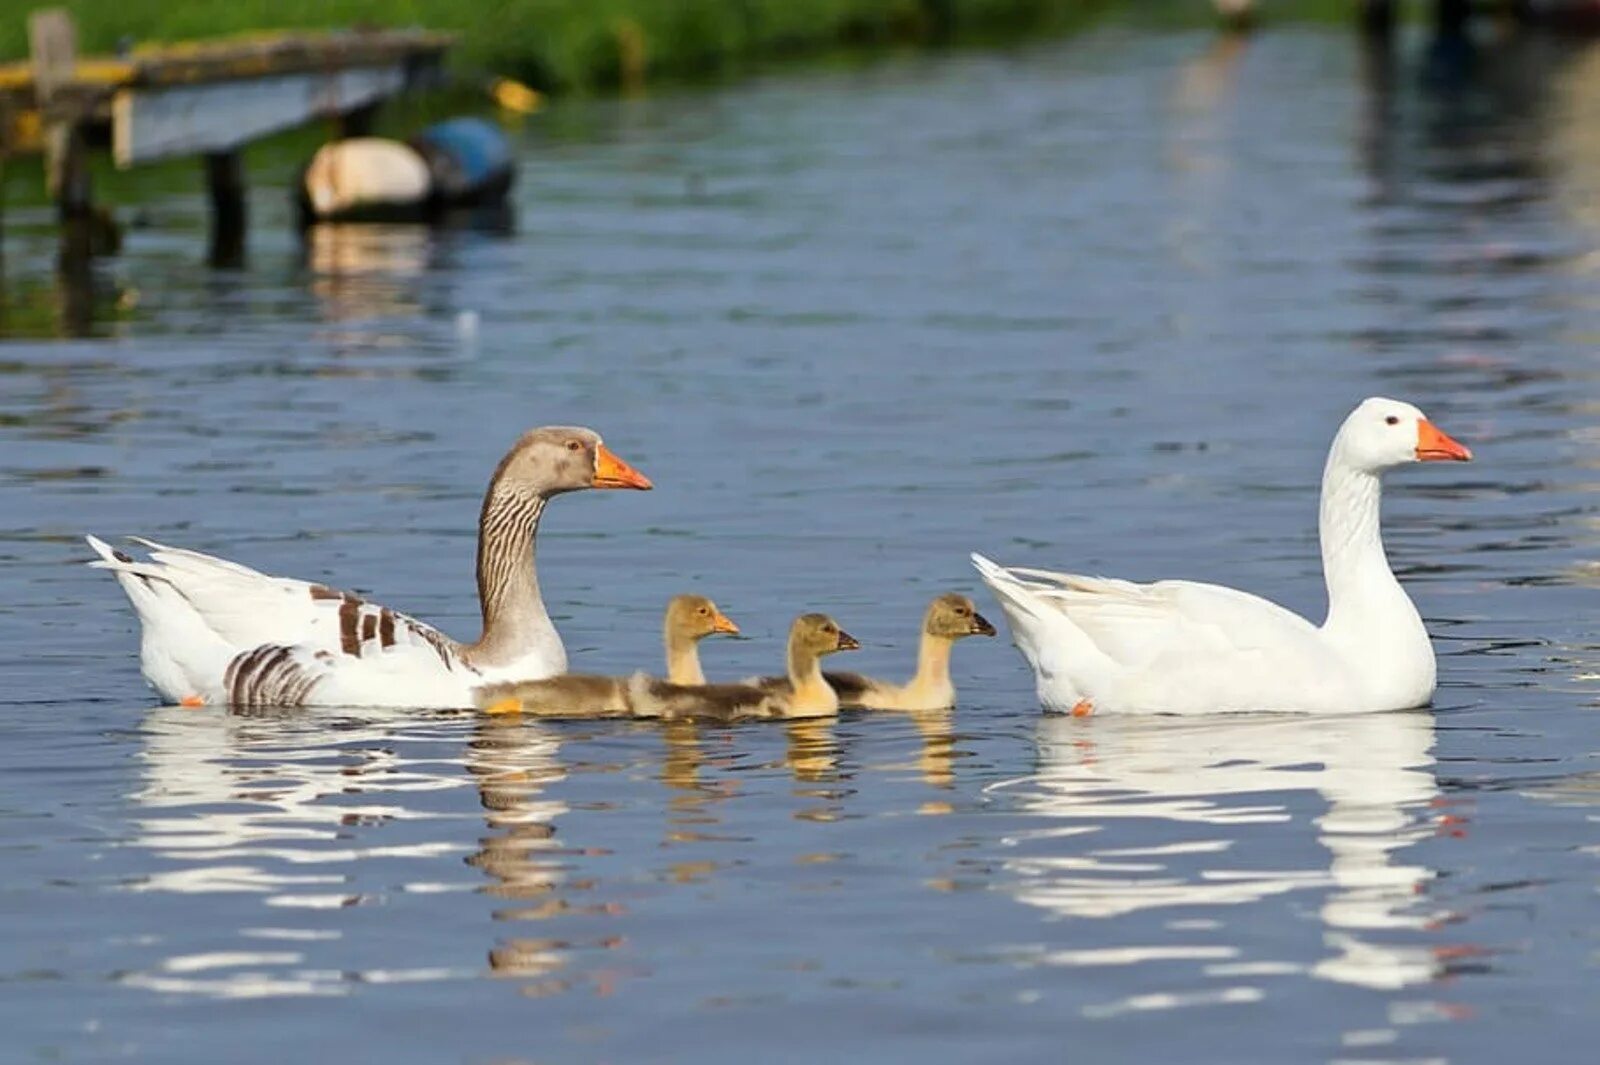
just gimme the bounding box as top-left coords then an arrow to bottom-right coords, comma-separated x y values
662,594 -> 740,684
474,594 -> 739,716
756,594 -> 994,711
629,614 -> 860,721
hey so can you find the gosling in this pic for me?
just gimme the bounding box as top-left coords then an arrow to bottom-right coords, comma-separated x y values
629,613 -> 860,721
754,593 -> 994,710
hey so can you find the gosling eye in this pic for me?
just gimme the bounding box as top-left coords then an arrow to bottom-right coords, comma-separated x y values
1384,415 -> 1399,426
955,607 -> 969,616
566,440 -> 583,452
823,624 -> 835,634
697,607 -> 709,616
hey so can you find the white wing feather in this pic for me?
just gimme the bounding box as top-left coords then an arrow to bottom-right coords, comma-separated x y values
89,535 -> 476,707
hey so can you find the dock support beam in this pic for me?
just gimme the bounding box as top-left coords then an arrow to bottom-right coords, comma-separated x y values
204,150 -> 246,267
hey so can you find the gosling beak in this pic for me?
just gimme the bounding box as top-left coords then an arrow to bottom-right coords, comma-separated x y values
592,444 -> 654,489
972,612 -> 997,637
711,610 -> 740,636
1415,419 -> 1472,462
836,629 -> 861,651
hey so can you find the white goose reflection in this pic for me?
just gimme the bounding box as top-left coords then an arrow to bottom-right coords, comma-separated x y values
125,706 -> 495,997
994,711 -> 1451,991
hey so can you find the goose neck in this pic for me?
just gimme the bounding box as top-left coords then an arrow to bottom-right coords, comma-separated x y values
474,486 -> 550,660
1319,449 -> 1397,627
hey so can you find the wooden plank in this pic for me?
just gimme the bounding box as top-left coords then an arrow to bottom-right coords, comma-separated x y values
113,65 -> 405,167
126,31 -> 453,87
0,29 -> 450,93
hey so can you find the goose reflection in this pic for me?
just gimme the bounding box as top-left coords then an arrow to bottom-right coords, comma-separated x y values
464,715 -> 572,911
463,714 -> 643,996
125,705 -> 477,997
994,710 -> 1459,991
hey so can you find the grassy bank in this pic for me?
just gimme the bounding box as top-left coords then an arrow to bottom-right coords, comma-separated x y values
0,1 -> 1125,94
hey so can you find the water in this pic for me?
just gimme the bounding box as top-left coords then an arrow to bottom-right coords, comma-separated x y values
3,23 -> 1600,1064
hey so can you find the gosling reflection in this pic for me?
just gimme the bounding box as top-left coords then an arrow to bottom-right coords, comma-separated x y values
1000,711 -> 1462,990
659,719 -> 740,852
909,707 -> 957,792
785,717 -> 840,785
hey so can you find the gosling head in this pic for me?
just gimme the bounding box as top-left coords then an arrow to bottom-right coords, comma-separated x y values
490,426 -> 653,498
665,594 -> 740,641
1336,398 -> 1472,474
791,614 -> 860,658
924,593 -> 996,639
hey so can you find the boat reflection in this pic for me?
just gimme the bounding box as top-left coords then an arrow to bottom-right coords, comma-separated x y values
995,711 -> 1463,991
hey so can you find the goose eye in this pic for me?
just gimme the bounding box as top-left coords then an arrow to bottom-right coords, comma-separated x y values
1384,415 -> 1399,426
955,607 -> 969,616
698,607 -> 708,616
566,440 -> 583,452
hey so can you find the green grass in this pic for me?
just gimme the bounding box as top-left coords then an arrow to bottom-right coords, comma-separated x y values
0,1 -> 1379,96
0,1 -> 1129,94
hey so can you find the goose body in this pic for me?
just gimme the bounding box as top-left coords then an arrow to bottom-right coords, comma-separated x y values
974,398 -> 1472,716
89,427 -> 652,709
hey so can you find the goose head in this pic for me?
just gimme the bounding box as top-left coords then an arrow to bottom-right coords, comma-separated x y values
1335,398 -> 1472,473
665,594 -> 740,641
792,614 -> 861,659
924,593 -> 997,639
493,426 -> 653,497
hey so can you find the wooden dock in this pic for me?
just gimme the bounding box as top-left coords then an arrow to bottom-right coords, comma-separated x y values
0,9 -> 455,263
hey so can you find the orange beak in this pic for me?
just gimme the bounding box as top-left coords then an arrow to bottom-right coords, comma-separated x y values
1415,419 -> 1473,462
711,610 -> 740,636
592,444 -> 653,490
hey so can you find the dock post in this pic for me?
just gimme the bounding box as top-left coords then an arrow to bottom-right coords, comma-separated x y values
1359,0 -> 1396,38
1436,0 -> 1471,34
204,150 -> 246,267
30,9 -> 92,221
337,102 -> 379,139
29,8 -> 112,268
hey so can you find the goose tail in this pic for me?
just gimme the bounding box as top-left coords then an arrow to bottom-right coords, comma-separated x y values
971,552 -> 1109,711
86,535 -> 237,704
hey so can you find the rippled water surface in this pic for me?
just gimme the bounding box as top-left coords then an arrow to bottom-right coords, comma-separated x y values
4,23 -> 1600,1064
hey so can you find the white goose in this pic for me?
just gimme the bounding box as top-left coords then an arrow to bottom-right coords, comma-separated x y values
973,397 -> 1472,715
88,426 -> 652,709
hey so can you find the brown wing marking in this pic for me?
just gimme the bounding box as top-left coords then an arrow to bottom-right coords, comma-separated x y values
224,644 -> 323,708
308,583 -> 455,668
338,597 -> 360,655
